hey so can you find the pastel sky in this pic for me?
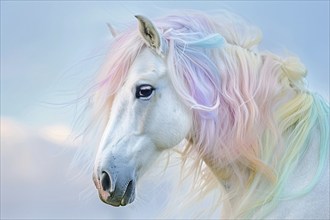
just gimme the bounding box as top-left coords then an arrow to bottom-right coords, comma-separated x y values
1,1 -> 329,129
1,1 -> 329,219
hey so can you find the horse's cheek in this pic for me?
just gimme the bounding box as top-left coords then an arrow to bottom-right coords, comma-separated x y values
152,103 -> 191,149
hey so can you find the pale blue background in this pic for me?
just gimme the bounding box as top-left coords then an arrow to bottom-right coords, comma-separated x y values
1,1 -> 329,219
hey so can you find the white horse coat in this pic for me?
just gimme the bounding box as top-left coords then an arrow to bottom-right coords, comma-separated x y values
88,11 -> 329,219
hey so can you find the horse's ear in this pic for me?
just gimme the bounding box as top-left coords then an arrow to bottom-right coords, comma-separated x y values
135,15 -> 161,52
106,23 -> 117,38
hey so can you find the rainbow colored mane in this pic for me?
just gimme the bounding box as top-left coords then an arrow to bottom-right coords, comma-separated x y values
86,10 -> 329,218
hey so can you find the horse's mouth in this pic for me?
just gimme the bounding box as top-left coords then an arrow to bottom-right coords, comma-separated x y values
94,175 -> 136,207
102,181 -> 135,206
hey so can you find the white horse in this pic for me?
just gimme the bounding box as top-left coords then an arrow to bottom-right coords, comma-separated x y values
89,11 -> 329,219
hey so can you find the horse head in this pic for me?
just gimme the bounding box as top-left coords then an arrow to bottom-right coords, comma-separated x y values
93,15 -> 192,206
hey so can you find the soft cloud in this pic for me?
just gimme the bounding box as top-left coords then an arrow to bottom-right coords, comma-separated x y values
1,117 -> 202,219
1,117 -> 30,143
39,124 -> 81,147
0,118 -> 131,218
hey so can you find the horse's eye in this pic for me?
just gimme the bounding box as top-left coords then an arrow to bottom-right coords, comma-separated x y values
135,84 -> 155,100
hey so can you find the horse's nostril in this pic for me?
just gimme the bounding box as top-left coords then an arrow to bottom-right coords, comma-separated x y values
126,180 -> 133,194
125,180 -> 134,197
100,171 -> 111,192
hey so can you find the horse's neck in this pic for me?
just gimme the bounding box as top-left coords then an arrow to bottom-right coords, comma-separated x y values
205,121 -> 327,218
266,130 -> 329,219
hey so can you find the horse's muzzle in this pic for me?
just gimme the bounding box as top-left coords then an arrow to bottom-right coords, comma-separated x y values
93,165 -> 136,206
